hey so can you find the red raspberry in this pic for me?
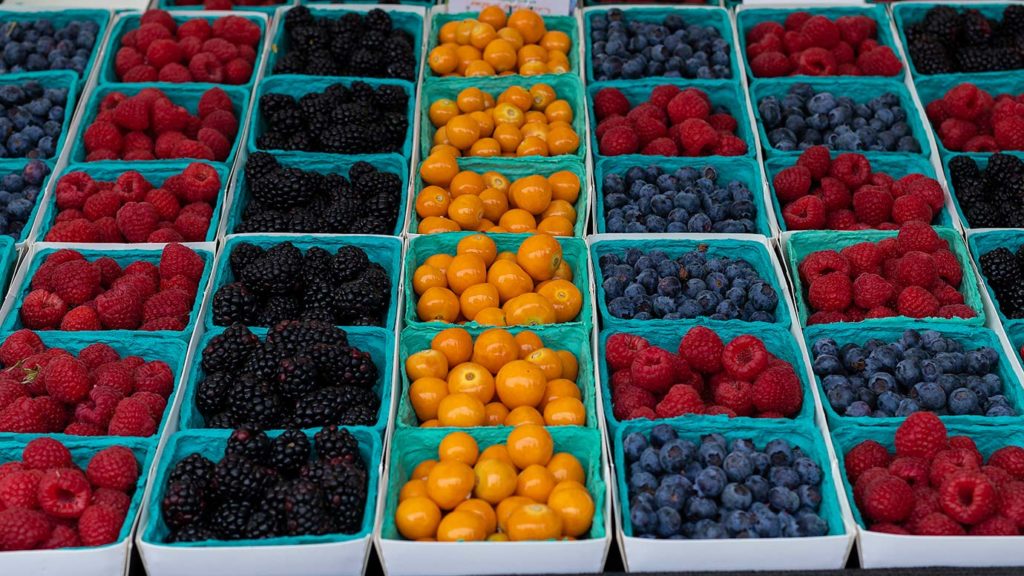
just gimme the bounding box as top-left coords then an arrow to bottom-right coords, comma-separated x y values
0,330 -> 44,366
836,15 -> 876,46
224,58 -> 253,85
846,442 -> 892,483
76,385 -> 125,426
914,512 -> 966,535
145,38 -> 181,70
79,343 -> 120,368
995,116 -> 1024,150
112,97 -> 150,132
0,469 -> 40,509
197,87 -> 234,120
707,113 -> 737,133
173,212 -> 210,242
132,391 -> 167,420
896,412 -> 947,459
64,422 -> 104,436
38,467 -> 91,518
112,274 -> 157,301
720,335 -> 769,381
154,132 -> 187,159
39,523 -> 80,549
964,134 -> 999,152
830,153 -> 871,188
852,274 -> 894,309
751,365 -> 802,417
599,125 -> 638,156
641,137 -> 677,156
666,89 -> 710,124
773,166 -> 812,203
938,118 -> 978,151
201,109 -> 239,140
78,505 -> 123,546
82,190 -> 122,221
678,326 -> 723,374
612,383 -> 656,421
123,64 -> 159,82
212,15 -> 261,46
152,99 -> 190,134
861,474 -> 914,523
91,488 -> 131,518
831,41 -> 855,65
0,508 -> 51,551
630,347 -> 676,395
201,37 -> 238,62
750,52 -> 792,77
631,114 -> 667,147
655,384 -> 704,418
605,333 -> 650,372
986,446 -> 1024,480
856,47 -> 902,76
174,139 -> 217,161
114,47 -> 144,78
0,397 -> 48,432
159,243 -> 205,281
889,456 -> 930,487
140,9 -> 176,33
969,516 -> 1019,536
42,355 -> 90,403
197,127 -> 231,159
710,378 -> 753,416
943,83 -> 993,121
158,63 -> 192,83
124,261 -> 160,284
96,289 -> 143,330
115,170 -> 154,203
176,163 -> 221,203
87,446 -> 139,491
870,523 -> 910,535
800,15 -> 839,49
46,219 -> 104,243
61,306 -> 102,331
999,481 -> 1024,526
21,289 -> 67,329
938,470 -> 996,525
115,202 -> 160,243
852,185 -> 893,226
896,286 -> 939,318
782,195 -> 826,230
798,250 -> 851,284
796,47 -> 837,75
593,87 -> 630,121
83,122 -> 123,155
891,194 -> 933,225
795,146 -> 831,180
95,362 -> 135,395
142,289 -> 191,324
178,18 -> 212,41
748,21 -> 785,42
108,398 -> 157,436
188,52 -> 224,83
808,271 -> 853,312
896,251 -> 937,288
145,189 -> 181,221
627,407 -> 656,420
713,135 -> 747,156
677,118 -> 720,156
648,85 -> 681,109
51,260 -> 101,306
897,221 -> 943,254
840,242 -> 881,276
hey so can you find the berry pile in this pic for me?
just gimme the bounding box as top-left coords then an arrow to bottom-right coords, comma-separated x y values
405,327 -> 585,427
19,243 -> 206,332
194,322 -> 380,429
237,153 -> 403,235
45,164 -> 220,244
594,86 -> 747,157
275,7 -> 416,81
746,12 -> 902,77
924,83 -> 1024,152
797,223 -> 976,324
0,17 -> 100,76
256,82 -> 408,154
759,84 -> 920,153
212,242 -> 391,328
0,80 -> 69,159
980,244 -> 1024,319
624,426 -> 828,539
844,412 -> 1024,536
395,426 -> 595,541
113,10 -> 260,84
590,9 -> 731,81
160,425 -> 368,542
811,329 -> 1014,419
0,438 -> 140,549
83,87 -> 239,162
598,247 -> 779,322
607,328 -> 803,421
904,5 -> 1024,74
0,330 -> 176,435
0,160 -> 49,239
948,154 -> 1024,228
602,164 -> 758,234
774,147 -> 943,231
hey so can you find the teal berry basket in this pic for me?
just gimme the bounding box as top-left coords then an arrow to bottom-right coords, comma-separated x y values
68,83 -> 250,166
0,235 -> 15,294
0,332 -> 187,442
419,74 -> 587,163
614,418 -> 847,538
590,235 -> 792,331
968,229 -> 1024,331
940,152 -> 1024,230
783,228 -> 985,327
177,325 -> 395,432
380,426 -> 607,540
764,152 -> 954,232
423,11 -> 580,81
404,232 -> 591,330
587,79 -> 756,161
830,421 -> 1024,529
598,320 -> 817,433
0,244 -> 214,338
142,426 -> 382,546
395,324 -> 596,430
227,151 -> 410,236
736,5 -> 901,82
1005,322 -> 1024,368
205,234 -> 403,332
803,321 -> 1024,430
913,75 -> 1021,158
250,75 -> 414,158
0,71 -> 79,162
0,9 -> 111,80
0,159 -> 56,244
37,161 -> 230,244
749,77 -> 930,159
593,155 -> 772,236
265,5 -> 423,82
583,6 -> 738,85
99,12 -> 267,89
408,156 -> 587,236
158,0 -> 291,14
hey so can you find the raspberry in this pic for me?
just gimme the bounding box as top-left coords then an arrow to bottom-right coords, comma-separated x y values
91,488 -> 131,518
639,137 -> 676,156
77,385 -> 124,427
707,113 -> 738,133
796,47 -> 837,75
78,505 -> 123,546
112,274 -> 157,301
648,85 -> 681,109
612,382 -> 656,421
677,118 -> 720,156
851,274 -> 894,310
897,251 -> 938,288
202,38 -> 238,63
79,343 -> 120,369
889,456 -> 930,487
213,15 -> 261,46
773,166 -> 812,203
795,146 -> 831,180
944,83 -> 993,121
197,127 -> 231,159
61,306 -> 102,331
0,330 -> 44,366
938,118 -> 978,151
750,52 -> 792,77
895,412 -> 947,459
38,467 -> 91,519
969,516 -> 1019,536
711,378 -> 752,416
749,20 -> 785,43
145,38 -> 181,70
87,446 -> 139,491
160,243 -> 205,281
96,289 -> 143,330
655,384 -> 704,418
140,9 -> 176,33
999,482 -> 1024,526
599,125 -> 638,156
112,97 -> 150,133
605,333 -> 649,372
713,135 -> 748,156
630,347 -> 676,395
856,47 -> 902,76
197,86 -> 234,119
897,221 -> 943,255
123,64 -> 157,83
830,153 -> 871,188
840,242 -> 881,277
201,109 -> 239,140
678,326 -> 723,374
178,18 -> 212,40
51,260 -> 102,307
629,112 -> 665,146
751,365 -> 802,417
0,470 -> 40,509
158,63 -> 192,83
938,470 -> 996,525
861,474 -> 913,523
896,286 -> 939,318
114,47 -> 144,78
142,289 -> 191,325
83,122 -> 123,155
154,132 -> 187,160
186,51 -> 223,83
836,15 -> 875,47
852,185 -> 893,226
151,99 -> 190,135
82,190 -> 122,222
20,289 -> 67,329
131,391 -> 167,420
0,396 -> 48,432
593,88 -> 630,121
890,194 -> 933,225
64,422 -> 104,436
42,355 -> 90,404
666,89 -> 710,124
985,446 -> 1024,480
870,523 -> 910,535
808,271 -> 853,312
0,508 -> 51,551
845,440 -> 892,482
994,116 -> 1024,150
800,15 -> 839,49
914,512 -> 965,535
108,398 -> 157,436
720,335 -> 769,381
133,360 -> 174,397
115,171 -> 154,203
144,189 -> 180,222
798,251 -> 851,286
782,194 -> 826,230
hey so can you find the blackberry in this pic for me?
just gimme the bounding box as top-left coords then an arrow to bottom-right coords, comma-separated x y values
985,154 -> 1024,185
214,454 -> 273,502
1005,5 -> 1024,35
923,6 -> 960,42
269,429 -> 311,475
244,509 -> 281,540
314,425 -> 361,463
956,47 -> 1019,72
236,210 -> 291,233
161,480 -> 207,530
266,320 -> 349,355
966,201 -> 1001,228
378,112 -> 409,148
374,84 -> 409,113
287,210 -> 326,233
244,152 -> 279,185
980,248 -> 1021,289
255,295 -> 302,327
318,460 -> 368,532
331,246 -> 370,282
168,524 -> 215,543
201,324 -> 259,373
208,500 -> 253,540
998,283 -> 1024,319
274,479 -> 334,536
241,242 -> 305,296
196,372 -> 232,417
348,216 -> 390,235
274,52 -> 306,74
284,6 -> 315,33
365,9 -> 392,34
319,123 -> 366,154
290,24 -> 329,53
366,192 -> 400,225
960,10 -> 994,45
258,93 -> 296,117
304,52 -> 339,77
206,412 -> 234,429
339,403 -> 377,427
335,280 -> 385,323
302,247 -> 333,279
228,375 -> 285,430
315,346 -> 379,389
226,426 -> 271,463
320,200 -> 356,234
243,342 -> 287,381
275,355 -> 319,399
229,242 -> 265,278
291,387 -> 348,428
168,453 -> 216,490
348,49 -> 379,76
211,282 -> 259,326
254,167 -> 313,209
348,161 -> 376,182
949,155 -> 981,183
908,38 -> 954,74
300,280 -> 337,323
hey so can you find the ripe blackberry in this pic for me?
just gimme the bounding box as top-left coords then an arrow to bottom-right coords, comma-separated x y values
300,280 -> 337,323
241,242 -> 305,296
162,480 -> 207,530
1005,5 -> 1024,35
314,425 -> 361,463
339,403 -> 377,427
236,210 -> 291,233
319,123 -> 367,154
956,47 -> 1020,72
196,372 -> 231,418
269,429 -> 311,475
379,113 -> 409,148
243,342 -> 287,381
908,38 -> 954,74
206,412 -> 234,429
348,216 -> 390,235
949,155 -> 981,183
168,523 -> 215,543
212,282 -> 259,326
923,6 -> 960,42
327,347 -> 379,389
985,154 -> 1024,185
291,387 -> 348,428
374,84 -> 409,113
208,500 -> 253,540
284,5 -> 315,32
201,324 -> 260,373
266,320 -> 349,355
276,355 -> 319,399
168,454 -> 216,490
274,479 -> 334,536
318,460 -> 368,532
255,295 -> 302,327
214,454 -> 274,504
228,375 -> 285,430
335,280 -> 385,324
304,52 -> 339,77
347,161 -> 376,183
365,9 -> 392,34
348,49 -> 379,77
331,246 -> 370,282
244,152 -> 278,183
966,202 -> 1001,228
960,10 -> 994,45
226,426 -> 271,463
230,242 -> 265,278
244,509 -> 281,540
981,248 -> 1021,288
259,93 -> 296,117
999,283 -> 1024,319
254,167 -> 313,209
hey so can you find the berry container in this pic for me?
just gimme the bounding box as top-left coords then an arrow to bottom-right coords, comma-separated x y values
224,149 -> 411,237
395,323 -> 598,430
612,418 -> 854,571
803,320 -> 1024,429
0,8 -> 112,82
418,73 -> 588,163
249,74 -> 417,159
403,231 -> 592,330
0,330 -> 188,442
0,70 -> 80,162
764,151 -> 961,232
204,233 -> 404,332
376,426 -> 611,576
34,161 -> 230,244
98,11 -> 270,90
593,155 -> 774,236
408,156 -> 589,237
781,227 -> 986,327
911,75 -> 1022,159
967,228 -> 1024,333
749,76 -> 933,159
138,426 -> 382,576
264,4 -> 426,85
589,233 -> 795,331
0,159 -> 57,245
736,4 -> 903,82
67,83 -> 251,167
0,241 -> 216,339
941,151 -> 1024,231
0,234 -> 15,293
831,421 -> 1024,568
0,436 -> 154,576
596,319 -> 820,433
582,5 -> 740,86
158,0 -> 292,15
423,8 -> 582,82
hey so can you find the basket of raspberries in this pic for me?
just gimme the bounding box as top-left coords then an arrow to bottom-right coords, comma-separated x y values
923,83 -> 1024,153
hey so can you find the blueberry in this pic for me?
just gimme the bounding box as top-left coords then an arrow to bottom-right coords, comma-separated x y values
912,381 -> 946,411
764,440 -> 792,467
631,471 -> 659,494
898,136 -> 921,152
869,372 -> 896,395
608,297 -> 635,318
655,478 -> 690,511
768,486 -> 800,513
631,502 -> 657,534
896,398 -> 921,416
695,466 -> 727,498
691,519 -> 728,539
722,451 -> 753,482
793,458 -> 822,485
677,298 -> 702,318
624,432 -> 648,462
813,354 -> 843,376
948,387 -> 981,415
685,496 -> 718,520
656,507 -> 682,538
720,482 -> 753,511
687,212 -> 712,232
